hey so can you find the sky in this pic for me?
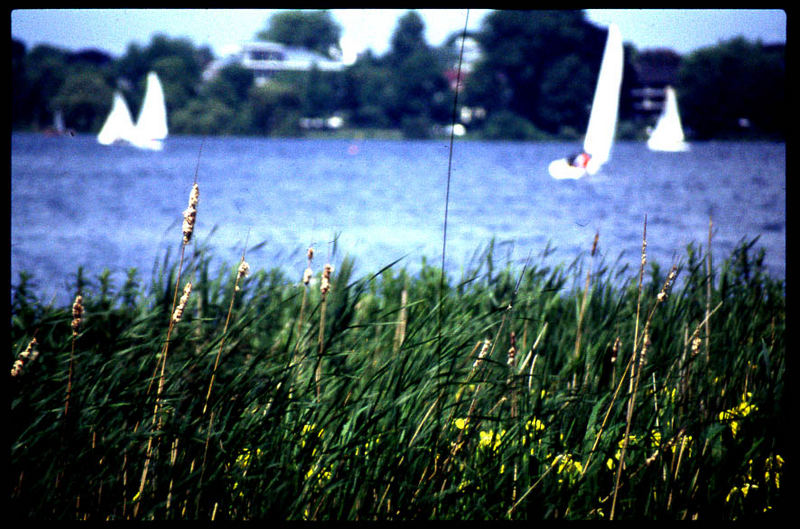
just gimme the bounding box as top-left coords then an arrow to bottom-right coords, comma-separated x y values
11,9 -> 786,65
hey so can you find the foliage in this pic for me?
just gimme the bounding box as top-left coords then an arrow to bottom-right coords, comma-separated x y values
11,10 -> 785,140
678,37 -> 785,139
255,9 -> 342,60
9,236 -> 785,520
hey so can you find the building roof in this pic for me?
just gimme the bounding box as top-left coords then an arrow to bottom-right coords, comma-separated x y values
203,41 -> 343,82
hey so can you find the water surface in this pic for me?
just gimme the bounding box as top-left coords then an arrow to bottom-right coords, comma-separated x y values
11,133 -> 785,305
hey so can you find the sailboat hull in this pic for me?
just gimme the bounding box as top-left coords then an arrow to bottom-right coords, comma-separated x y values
548,158 -> 588,180
646,138 -> 689,152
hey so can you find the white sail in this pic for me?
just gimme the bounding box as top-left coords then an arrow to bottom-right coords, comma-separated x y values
549,23 -> 624,179
583,23 -> 623,174
97,71 -> 168,150
131,72 -> 168,150
97,92 -> 137,146
647,86 -> 689,152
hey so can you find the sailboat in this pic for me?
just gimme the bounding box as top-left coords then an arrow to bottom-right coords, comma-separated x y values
548,23 -> 624,180
43,109 -> 74,137
97,71 -> 168,151
647,86 -> 689,152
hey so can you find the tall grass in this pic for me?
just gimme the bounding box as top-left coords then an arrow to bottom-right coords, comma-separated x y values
9,223 -> 785,519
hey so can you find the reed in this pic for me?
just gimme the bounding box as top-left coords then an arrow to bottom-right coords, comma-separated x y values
9,231 -> 784,520
64,294 -> 83,416
134,179 -> 198,519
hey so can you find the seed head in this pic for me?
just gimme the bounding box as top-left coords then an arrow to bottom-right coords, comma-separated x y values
507,332 -> 517,368
235,261 -> 250,292
182,183 -> 199,245
11,337 -> 39,377
320,264 -> 333,299
71,295 -> 84,336
303,267 -> 313,286
691,335 -> 702,356
172,282 -> 193,324
473,339 -> 491,369
657,266 -> 678,303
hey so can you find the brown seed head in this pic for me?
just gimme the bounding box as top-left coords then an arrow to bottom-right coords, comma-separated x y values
235,261 -> 250,292
474,339 -> 491,369
507,331 -> 517,368
71,295 -> 84,335
12,337 -> 39,377
320,264 -> 333,299
172,282 -> 193,324
182,183 -> 199,245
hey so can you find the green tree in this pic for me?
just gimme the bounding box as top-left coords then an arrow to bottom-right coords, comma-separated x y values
12,39 -> 30,128
679,38 -> 785,139
256,10 -> 342,59
170,98 -> 237,135
51,71 -> 112,132
202,63 -> 254,109
248,82 -> 303,136
464,10 -> 621,136
340,51 -> 392,128
114,34 -> 205,119
23,44 -> 70,129
382,11 -> 450,133
302,65 -> 341,117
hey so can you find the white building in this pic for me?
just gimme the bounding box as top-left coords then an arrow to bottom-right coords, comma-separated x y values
203,41 -> 344,86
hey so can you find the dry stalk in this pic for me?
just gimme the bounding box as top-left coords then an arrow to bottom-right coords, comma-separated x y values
296,247 -> 314,348
135,180 -> 199,518
610,217 -> 646,520
393,288 -> 408,352
65,294 -> 83,416
574,231 -> 599,389
315,263 -> 333,399
198,244 -> 250,511
705,216 -> 713,362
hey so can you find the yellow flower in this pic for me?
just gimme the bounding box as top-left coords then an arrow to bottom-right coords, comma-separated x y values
305,463 -> 333,486
526,417 -> 545,432
454,417 -> 468,431
551,453 -> 583,484
718,393 -> 757,437
479,429 -> 504,451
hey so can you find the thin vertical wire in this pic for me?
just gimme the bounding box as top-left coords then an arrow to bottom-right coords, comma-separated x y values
436,6 -> 470,468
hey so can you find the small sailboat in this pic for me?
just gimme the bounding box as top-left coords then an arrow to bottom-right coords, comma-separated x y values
43,109 -> 74,137
647,86 -> 689,152
97,71 -> 168,151
548,23 -> 624,180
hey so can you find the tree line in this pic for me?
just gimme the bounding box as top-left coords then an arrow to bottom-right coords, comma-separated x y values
11,10 -> 785,141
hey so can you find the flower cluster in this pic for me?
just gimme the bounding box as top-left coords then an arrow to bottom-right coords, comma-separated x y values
718,392 -> 757,438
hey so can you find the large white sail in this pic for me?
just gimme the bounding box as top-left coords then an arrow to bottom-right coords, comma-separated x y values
647,86 -> 689,152
131,72 -> 168,149
97,92 -> 137,146
583,23 -> 623,174
97,71 -> 168,150
549,23 -> 624,179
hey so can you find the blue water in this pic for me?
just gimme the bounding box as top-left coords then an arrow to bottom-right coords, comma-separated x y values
11,133 -> 785,305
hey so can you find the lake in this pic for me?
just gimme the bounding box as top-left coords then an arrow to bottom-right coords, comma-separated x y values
11,133 -> 785,306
